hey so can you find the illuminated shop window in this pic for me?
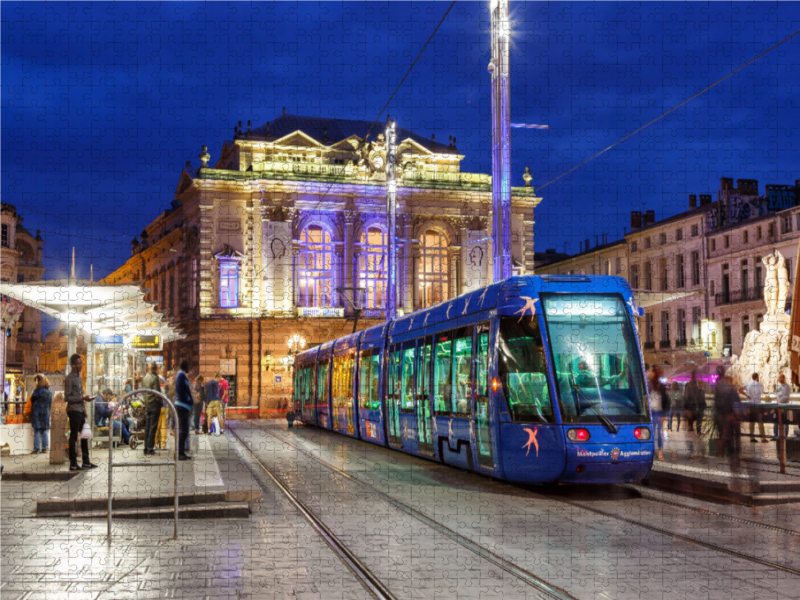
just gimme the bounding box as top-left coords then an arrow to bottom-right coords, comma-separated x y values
418,229 -> 449,308
358,226 -> 386,309
298,225 -> 334,308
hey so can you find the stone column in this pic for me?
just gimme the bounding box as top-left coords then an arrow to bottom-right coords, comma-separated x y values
292,247 -> 300,313
449,248 -> 459,301
401,215 -> 413,315
344,211 -> 356,316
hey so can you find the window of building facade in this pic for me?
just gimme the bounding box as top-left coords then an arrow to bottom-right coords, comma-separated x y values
769,223 -> 775,237
660,258 -> 668,291
741,260 -> 749,297
298,225 -> 335,308
692,307 -> 701,343
710,279 -> 715,296
189,258 -> 198,309
644,261 -> 652,290
710,238 -> 716,252
691,251 -> 700,286
660,233 -> 667,245
783,215 -> 793,234
219,263 -> 239,308
630,264 -> 640,288
676,228 -> 683,241
676,254 -> 685,288
796,214 -> 800,230
757,226 -> 762,240
645,312 -> 654,343
418,229 -> 449,308
723,318 -> 732,350
743,229 -> 749,244
630,241 -> 638,252
724,235 -> 730,249
677,309 -> 687,344
691,224 -> 699,237
358,226 -> 387,310
0,224 -> 8,248
755,256 -> 763,289
660,311 -> 670,344
16,273 -> 24,283
615,257 -> 622,275
742,315 -> 750,339
644,237 -> 651,249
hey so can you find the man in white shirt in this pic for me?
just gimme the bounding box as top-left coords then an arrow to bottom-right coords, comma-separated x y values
774,374 -> 792,438
739,373 -> 768,443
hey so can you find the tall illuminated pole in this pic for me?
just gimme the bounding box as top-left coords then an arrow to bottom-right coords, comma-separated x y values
386,118 -> 398,320
489,0 -> 512,282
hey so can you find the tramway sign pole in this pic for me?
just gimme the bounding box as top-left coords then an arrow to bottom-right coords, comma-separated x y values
489,0 -> 512,283
386,117 -> 398,320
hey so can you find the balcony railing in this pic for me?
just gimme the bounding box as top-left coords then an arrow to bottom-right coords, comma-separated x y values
715,287 -> 764,306
659,340 -> 672,349
644,341 -> 656,350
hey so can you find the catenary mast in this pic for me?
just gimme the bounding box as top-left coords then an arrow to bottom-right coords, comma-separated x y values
489,0 -> 512,282
386,118 -> 398,320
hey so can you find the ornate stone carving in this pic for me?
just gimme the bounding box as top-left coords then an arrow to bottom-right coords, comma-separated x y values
263,206 -> 286,222
199,145 -> 211,167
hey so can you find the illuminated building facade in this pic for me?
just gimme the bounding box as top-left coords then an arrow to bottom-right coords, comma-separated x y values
104,112 -> 541,414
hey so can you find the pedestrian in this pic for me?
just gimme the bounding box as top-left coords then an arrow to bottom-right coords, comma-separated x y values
174,360 -> 194,460
30,374 -> 52,454
668,379 -> 684,432
94,388 -> 131,446
683,371 -> 707,459
164,368 -> 176,434
64,353 -> 98,471
142,362 -> 162,456
739,373 -> 769,443
774,373 -> 792,439
192,375 -> 206,434
204,375 -> 224,434
124,379 -> 133,395
714,365 -> 742,467
217,372 -> 229,419
650,367 -> 669,461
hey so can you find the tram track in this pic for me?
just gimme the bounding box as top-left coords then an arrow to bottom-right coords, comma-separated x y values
254,422 -> 800,581
247,422 -> 578,600
227,427 -> 398,600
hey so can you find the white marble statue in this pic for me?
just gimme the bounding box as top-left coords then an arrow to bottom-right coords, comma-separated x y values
762,250 -> 789,316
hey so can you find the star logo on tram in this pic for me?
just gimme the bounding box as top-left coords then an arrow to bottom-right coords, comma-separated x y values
478,287 -> 489,307
514,297 -> 538,323
522,427 -> 539,457
462,297 -> 471,315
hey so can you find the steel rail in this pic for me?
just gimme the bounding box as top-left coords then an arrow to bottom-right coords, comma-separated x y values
251,423 -> 578,600
626,487 -> 800,538
227,427 -> 397,600
549,496 -> 800,578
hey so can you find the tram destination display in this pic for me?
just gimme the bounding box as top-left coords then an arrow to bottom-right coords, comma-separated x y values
130,335 -> 160,349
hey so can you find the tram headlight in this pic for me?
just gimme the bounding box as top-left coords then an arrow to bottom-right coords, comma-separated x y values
566,428 -> 591,442
634,427 -> 651,440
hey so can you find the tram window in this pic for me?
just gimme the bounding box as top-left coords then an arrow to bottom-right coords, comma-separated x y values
386,345 -> 401,402
358,349 -> 380,409
453,327 -> 473,415
316,360 -> 329,407
498,316 -> 554,423
475,324 -> 490,397
401,343 -> 416,412
433,333 -> 453,414
332,351 -> 355,409
416,336 -> 432,400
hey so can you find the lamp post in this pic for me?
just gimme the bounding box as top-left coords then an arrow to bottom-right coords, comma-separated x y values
285,334 -> 306,372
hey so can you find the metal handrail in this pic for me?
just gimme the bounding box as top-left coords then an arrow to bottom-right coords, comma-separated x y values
108,389 -> 179,543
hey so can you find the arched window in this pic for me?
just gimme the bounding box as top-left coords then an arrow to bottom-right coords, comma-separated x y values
298,225 -> 335,308
358,226 -> 386,309
418,229 -> 449,308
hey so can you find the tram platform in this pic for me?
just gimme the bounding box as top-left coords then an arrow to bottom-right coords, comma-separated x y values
647,426 -> 800,505
0,429 -> 261,519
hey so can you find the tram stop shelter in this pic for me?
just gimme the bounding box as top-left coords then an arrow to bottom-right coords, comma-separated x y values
0,278 -> 184,454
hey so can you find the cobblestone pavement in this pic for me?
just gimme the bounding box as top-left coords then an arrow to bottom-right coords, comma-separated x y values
4,420 -> 800,599
230,420 -> 800,600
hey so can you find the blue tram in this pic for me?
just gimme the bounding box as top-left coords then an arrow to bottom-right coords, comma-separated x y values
292,275 -> 654,484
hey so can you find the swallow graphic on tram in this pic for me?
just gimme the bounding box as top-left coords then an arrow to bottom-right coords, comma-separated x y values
291,275 -> 654,485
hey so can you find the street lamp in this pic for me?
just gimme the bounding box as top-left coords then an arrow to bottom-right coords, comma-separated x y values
287,334 -> 306,356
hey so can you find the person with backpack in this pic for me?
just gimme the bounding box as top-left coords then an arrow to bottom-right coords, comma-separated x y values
31,374 -> 52,454
174,360 -> 194,460
683,371 -> 707,459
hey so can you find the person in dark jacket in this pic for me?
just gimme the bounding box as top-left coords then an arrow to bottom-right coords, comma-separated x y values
31,374 -> 52,454
174,360 -> 194,460
192,375 -> 206,434
142,362 -> 162,456
64,354 -> 97,471
683,371 -> 707,459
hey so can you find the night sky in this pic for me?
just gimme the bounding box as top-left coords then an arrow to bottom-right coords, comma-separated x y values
3,1 -> 800,282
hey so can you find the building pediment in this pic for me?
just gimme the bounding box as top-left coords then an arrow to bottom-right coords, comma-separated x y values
272,130 -> 325,149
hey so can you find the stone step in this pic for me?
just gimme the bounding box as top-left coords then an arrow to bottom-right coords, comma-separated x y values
37,489 -> 261,516
2,470 -> 81,482
69,502 -> 251,520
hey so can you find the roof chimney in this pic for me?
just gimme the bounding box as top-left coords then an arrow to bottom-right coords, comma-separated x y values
689,194 -> 697,208
644,210 -> 656,226
700,194 -> 712,206
585,238 -> 590,251
631,211 -> 643,230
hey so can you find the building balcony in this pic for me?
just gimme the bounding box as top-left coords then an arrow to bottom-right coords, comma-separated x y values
714,287 -> 763,306
659,340 -> 672,349
675,338 -> 688,348
16,332 -> 40,344
644,341 -> 656,350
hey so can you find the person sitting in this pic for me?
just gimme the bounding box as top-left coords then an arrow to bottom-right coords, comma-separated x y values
94,389 -> 131,445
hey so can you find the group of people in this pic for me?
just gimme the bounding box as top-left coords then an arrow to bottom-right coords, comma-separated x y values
647,363 -> 795,465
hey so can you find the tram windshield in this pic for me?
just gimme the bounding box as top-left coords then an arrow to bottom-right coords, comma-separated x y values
541,293 -> 649,425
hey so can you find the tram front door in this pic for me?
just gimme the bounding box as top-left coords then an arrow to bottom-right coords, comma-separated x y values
474,323 -> 495,469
